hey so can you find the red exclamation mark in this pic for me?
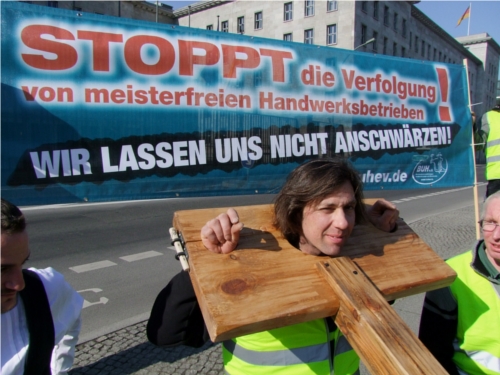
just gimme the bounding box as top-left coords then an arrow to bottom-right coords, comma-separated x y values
436,68 -> 451,122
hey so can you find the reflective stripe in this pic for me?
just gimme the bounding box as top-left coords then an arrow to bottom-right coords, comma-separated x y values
422,300 -> 456,320
487,138 -> 500,148
335,335 -> 352,356
468,351 -> 500,372
454,341 -> 500,373
223,339 -> 330,366
487,155 -> 500,163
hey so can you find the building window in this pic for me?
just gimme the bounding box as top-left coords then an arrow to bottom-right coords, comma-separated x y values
221,20 -> 228,32
254,11 -> 263,30
206,25 -> 213,30
361,24 -> 367,44
305,0 -> 314,17
393,42 -> 397,57
283,33 -> 293,42
402,19 -> 407,38
433,48 -> 437,61
284,2 -> 293,21
427,44 -> 431,59
439,51 -> 442,61
415,36 -> 418,52
237,16 -> 245,33
421,40 -> 425,57
327,0 -> 338,12
383,37 -> 388,54
373,1 -> 379,19
327,24 -> 337,45
393,13 -> 398,32
383,6 -> 389,26
409,32 -> 412,49
361,1 -> 368,13
372,31 -> 378,52
402,47 -> 406,57
304,29 -> 314,44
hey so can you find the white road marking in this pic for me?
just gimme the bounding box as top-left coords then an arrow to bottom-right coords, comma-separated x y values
78,288 -> 109,309
70,260 -> 117,273
120,250 -> 163,262
21,197 -> 181,211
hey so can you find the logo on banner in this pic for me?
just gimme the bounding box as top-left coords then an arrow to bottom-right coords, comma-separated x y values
412,153 -> 448,185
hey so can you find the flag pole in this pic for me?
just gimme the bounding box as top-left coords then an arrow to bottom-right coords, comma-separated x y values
468,2 -> 471,36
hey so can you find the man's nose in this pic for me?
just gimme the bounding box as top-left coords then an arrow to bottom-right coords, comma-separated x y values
332,209 -> 349,229
493,224 -> 500,239
5,268 -> 25,292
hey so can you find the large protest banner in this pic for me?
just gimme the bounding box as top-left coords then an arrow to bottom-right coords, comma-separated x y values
1,2 -> 473,205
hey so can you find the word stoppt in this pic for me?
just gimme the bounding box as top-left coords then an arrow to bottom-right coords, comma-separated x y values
20,25 -> 293,81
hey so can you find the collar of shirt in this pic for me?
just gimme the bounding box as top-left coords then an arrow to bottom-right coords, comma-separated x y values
472,240 -> 500,282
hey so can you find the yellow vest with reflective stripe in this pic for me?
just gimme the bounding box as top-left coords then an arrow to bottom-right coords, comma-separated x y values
485,111 -> 500,180
447,251 -> 500,375
222,318 -> 359,375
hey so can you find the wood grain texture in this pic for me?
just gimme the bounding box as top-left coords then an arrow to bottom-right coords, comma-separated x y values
318,257 -> 448,375
173,201 -> 456,342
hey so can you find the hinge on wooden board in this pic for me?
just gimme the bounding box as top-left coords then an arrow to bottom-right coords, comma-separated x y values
169,227 -> 190,272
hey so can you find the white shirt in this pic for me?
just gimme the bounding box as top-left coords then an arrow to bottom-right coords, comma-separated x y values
1,267 -> 83,375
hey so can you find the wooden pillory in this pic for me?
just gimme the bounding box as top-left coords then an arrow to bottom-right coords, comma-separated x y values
171,200 -> 456,374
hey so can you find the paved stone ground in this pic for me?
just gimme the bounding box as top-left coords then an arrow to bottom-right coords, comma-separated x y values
70,204 -> 478,375
70,322 -> 223,374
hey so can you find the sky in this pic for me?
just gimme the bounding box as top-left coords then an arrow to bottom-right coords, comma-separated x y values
416,1 -> 500,44
164,1 -> 500,45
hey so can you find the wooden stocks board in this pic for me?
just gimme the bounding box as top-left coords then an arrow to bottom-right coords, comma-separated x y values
173,201 -> 456,373
172,200 -> 456,345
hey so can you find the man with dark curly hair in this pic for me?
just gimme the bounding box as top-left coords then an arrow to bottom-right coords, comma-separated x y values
148,157 -> 398,375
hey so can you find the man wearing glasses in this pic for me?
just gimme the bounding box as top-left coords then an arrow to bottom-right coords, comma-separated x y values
418,191 -> 500,375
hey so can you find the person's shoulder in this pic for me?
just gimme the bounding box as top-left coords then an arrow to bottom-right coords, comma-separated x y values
28,267 -> 83,307
445,250 -> 472,268
28,267 -> 65,285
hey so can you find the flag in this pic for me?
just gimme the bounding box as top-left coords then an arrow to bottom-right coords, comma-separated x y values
456,6 -> 470,26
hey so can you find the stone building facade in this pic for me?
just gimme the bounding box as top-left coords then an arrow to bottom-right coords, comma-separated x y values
457,33 -> 500,111
21,1 -> 177,25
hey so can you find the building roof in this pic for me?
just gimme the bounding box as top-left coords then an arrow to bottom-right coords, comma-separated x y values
456,33 -> 500,55
133,1 -> 176,18
174,0 -> 232,17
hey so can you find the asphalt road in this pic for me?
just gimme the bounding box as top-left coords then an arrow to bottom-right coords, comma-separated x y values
20,165 -> 487,343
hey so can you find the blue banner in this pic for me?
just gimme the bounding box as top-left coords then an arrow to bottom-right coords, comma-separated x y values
1,2 -> 473,205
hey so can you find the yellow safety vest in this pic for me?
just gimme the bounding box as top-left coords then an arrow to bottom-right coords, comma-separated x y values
222,318 -> 359,374
448,251 -> 500,375
485,111 -> 500,180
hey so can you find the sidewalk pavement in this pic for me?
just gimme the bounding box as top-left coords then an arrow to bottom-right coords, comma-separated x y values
69,204 -> 479,375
